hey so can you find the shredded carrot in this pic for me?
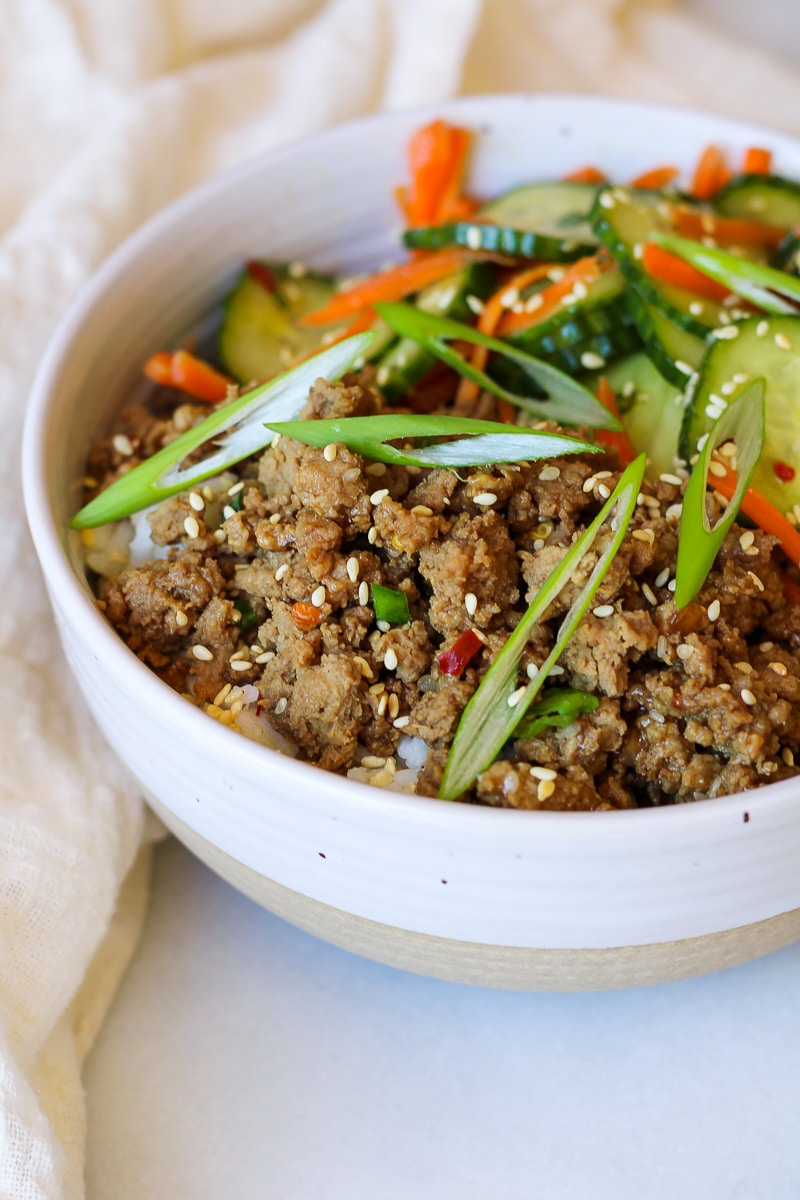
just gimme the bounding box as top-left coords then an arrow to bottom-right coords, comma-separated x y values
631,165 -> 680,190
742,146 -> 773,175
690,144 -> 732,200
593,378 -> 636,465
641,242 -> 730,302
143,349 -> 232,402
455,263 -> 561,409
563,166 -> 607,184
496,255 -> 610,338
395,120 -> 477,227
300,249 -> 480,327
671,206 -> 785,250
710,463 -> 800,567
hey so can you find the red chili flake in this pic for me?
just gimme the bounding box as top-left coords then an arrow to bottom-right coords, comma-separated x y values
774,460 -> 796,482
437,628 -> 483,677
246,259 -> 278,292
291,601 -> 322,631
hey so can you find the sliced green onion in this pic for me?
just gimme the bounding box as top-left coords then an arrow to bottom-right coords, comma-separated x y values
264,414 -> 600,469
70,333 -> 374,528
674,379 -> 765,608
513,687 -> 599,739
373,302 -> 621,431
650,232 -> 800,314
439,453 -> 646,800
371,583 -> 411,625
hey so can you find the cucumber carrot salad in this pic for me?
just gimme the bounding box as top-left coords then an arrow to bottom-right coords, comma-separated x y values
76,120 -> 800,808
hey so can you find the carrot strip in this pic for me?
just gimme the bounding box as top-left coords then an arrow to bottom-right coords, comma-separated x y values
593,378 -> 636,465
563,166 -> 607,184
710,463 -> 800,566
742,146 -> 772,175
143,350 -> 232,402
455,263 -> 561,408
300,249 -> 479,327
690,144 -> 731,200
496,255 -> 609,338
631,165 -> 680,190
641,242 -> 730,302
396,120 -> 476,228
672,206 -> 785,250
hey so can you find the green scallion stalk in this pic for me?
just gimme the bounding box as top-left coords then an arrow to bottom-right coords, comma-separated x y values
650,232 -> 800,314
674,379 -> 765,608
373,302 -> 621,431
371,584 -> 411,625
438,453 -> 646,800
263,414 -> 600,469
70,333 -> 374,528
513,687 -> 599,740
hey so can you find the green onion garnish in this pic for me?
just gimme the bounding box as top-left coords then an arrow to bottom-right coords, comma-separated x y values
372,584 -> 411,625
70,333 -> 374,528
263,414 -> 600,469
650,232 -> 800,314
674,379 -> 765,608
373,302 -> 621,431
513,687 -> 600,740
439,453 -> 646,800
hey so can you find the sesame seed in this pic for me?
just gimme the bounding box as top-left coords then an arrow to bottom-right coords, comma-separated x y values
383,648 -> 398,671
769,661 -> 789,676
733,373 -> 749,384
593,604 -> 614,618
674,360 -> 695,376
756,320 -> 770,337
537,779 -> 556,801
712,325 -> 739,339
676,643 -> 693,660
214,683 -> 232,706
275,697 -> 288,715
227,481 -> 245,496
583,476 -> 598,493
271,433 -> 281,448
370,488 -> 390,505
747,571 -> 765,592
633,243 -> 644,260
254,651 -> 275,664
465,592 -> 478,617
560,291 -> 578,308
376,367 -> 390,387
501,287 -> 520,308
539,466 -> 561,482
323,443 -> 338,462
735,661 -> 752,674
527,765 -> 555,783
222,505 -> 236,520
346,557 -> 359,582
174,609 -> 189,630
189,491 -> 205,511
465,294 -> 485,315
707,599 -> 721,621
741,688 -> 757,706
358,581 -> 369,605
311,586 -> 326,607
657,635 -> 668,657
465,225 -> 482,250
213,529 -> 227,544
367,527 -> 378,544
274,563 -> 289,581
641,583 -> 657,605
655,568 -> 670,587
231,659 -> 252,672
549,664 -> 565,676
525,293 -> 544,313
665,503 -> 683,520
599,192 -> 615,209
667,579 -> 677,592
410,504 -> 434,516
393,715 -> 410,729
507,686 -> 527,707
580,351 -> 606,370
775,333 -> 792,350
632,529 -> 655,544
597,483 -> 611,499
183,515 -> 200,539
573,281 -> 588,300
782,746 -> 794,766
689,302 -> 703,316
365,462 -> 386,477
708,460 -> 727,477
192,644 -> 213,661
473,492 -> 497,506
659,472 -> 683,487
269,512 -> 281,524
739,530 -> 755,550
377,693 -> 388,717
112,433 -> 134,456
343,467 -> 361,483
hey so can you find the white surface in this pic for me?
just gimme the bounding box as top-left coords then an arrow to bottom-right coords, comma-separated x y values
86,837 -> 800,1200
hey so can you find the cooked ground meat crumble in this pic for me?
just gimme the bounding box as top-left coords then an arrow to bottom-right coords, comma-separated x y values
84,372 -> 800,810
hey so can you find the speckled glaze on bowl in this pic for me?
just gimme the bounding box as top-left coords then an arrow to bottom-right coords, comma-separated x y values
23,95 -> 800,990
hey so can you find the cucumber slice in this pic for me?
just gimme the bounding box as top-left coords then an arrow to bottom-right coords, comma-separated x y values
714,174 -> 800,228
605,353 -> 685,479
591,186 -> 729,336
374,262 -> 497,401
679,314 -> 800,512
625,288 -> 706,388
502,266 -> 628,355
479,182 -> 599,253
403,219 -> 591,263
219,264 -> 392,386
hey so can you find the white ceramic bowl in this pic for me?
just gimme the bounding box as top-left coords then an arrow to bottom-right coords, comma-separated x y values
23,95 -> 800,990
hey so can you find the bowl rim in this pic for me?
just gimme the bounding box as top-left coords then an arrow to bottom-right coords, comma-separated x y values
22,91 -> 800,841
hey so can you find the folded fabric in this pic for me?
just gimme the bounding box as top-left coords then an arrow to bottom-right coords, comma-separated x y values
2,1 -> 798,1197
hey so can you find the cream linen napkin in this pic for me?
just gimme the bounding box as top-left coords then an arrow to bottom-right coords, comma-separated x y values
3,1 -> 800,1197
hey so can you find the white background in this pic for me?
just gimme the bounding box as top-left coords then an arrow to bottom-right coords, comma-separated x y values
83,3 -> 800,1197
